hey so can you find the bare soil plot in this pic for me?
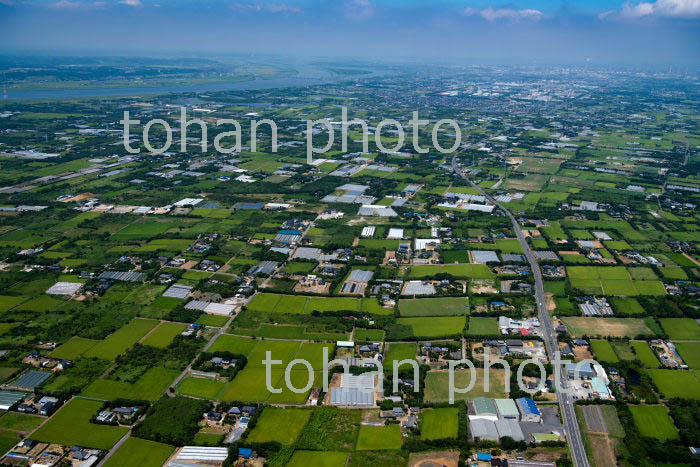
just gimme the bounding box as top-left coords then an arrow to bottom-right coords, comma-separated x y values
582,405 -> 607,433
408,450 -> 459,467
561,317 -> 655,338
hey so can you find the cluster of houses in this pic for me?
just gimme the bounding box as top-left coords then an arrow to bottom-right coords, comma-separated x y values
22,351 -> 71,373
498,317 -> 541,337
421,342 -> 462,362
16,395 -> 59,416
480,339 -> 547,362
95,405 -> 142,425
380,405 -> 421,429
2,441 -> 102,467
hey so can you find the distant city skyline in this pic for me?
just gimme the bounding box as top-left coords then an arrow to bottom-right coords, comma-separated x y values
0,0 -> 699,65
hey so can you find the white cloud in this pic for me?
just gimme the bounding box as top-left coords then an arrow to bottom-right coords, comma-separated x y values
120,0 -> 142,6
50,0 -> 106,9
344,0 -> 375,20
463,6 -> 543,21
231,2 -> 300,14
602,0 -> 700,19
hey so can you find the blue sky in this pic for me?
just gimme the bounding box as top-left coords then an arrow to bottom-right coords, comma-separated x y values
0,0 -> 698,65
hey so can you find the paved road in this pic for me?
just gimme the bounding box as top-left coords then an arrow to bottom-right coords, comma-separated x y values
451,157 -> 590,467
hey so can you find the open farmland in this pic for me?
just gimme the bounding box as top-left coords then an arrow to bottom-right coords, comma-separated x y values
646,370 -> 700,399
561,317 -> 656,338
356,425 -> 403,450
398,297 -> 469,316
424,369 -> 508,402
631,341 -> 660,367
465,317 -> 500,336
102,438 -> 175,467
396,316 -> 466,338
141,322 -> 187,348
1,51 -> 700,467
566,266 -> 666,296
81,367 -> 179,401
83,318 -> 158,360
590,340 -> 619,363
287,451 -> 349,467
421,408 -> 459,440
32,399 -> 128,450
246,408 -> 311,445
675,342 -> 700,369
408,264 -> 494,279
629,405 -> 679,440
659,318 -> 700,340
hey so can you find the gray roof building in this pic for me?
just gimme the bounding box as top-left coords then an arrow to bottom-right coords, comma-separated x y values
470,418 -> 499,441
495,419 -> 525,441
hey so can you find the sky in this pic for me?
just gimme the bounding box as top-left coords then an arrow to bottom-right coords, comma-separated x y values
0,0 -> 699,65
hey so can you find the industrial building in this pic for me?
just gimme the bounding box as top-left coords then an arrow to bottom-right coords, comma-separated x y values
495,398 -> 520,420
495,419 -> 525,441
471,397 -> 499,421
516,398 -> 542,423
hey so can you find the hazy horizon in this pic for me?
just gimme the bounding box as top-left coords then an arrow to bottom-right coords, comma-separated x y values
1,0 -> 699,66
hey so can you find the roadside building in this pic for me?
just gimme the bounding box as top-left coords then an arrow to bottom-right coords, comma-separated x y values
516,398 -> 541,423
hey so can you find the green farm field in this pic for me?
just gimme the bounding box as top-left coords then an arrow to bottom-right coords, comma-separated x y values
465,317 -> 500,336
81,367 -> 179,401
287,451 -> 349,467
590,340 -> 619,363
246,408 -> 311,445
629,405 -> 679,440
103,437 -> 175,467
32,399 -> 128,450
646,369 -> 700,399
177,376 -> 229,400
675,342 -> 700,369
408,264 -> 494,279
659,318 -> 700,340
398,297 -> 469,316
396,316 -> 466,338
356,425 -> 402,450
384,343 -> 417,371
141,322 -> 187,348
630,341 -> 660,368
50,337 -> 99,360
424,369 -> 508,402
421,408 -> 459,440
83,318 -> 158,360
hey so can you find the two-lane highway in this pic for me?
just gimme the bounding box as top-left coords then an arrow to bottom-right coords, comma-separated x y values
451,157 -> 590,467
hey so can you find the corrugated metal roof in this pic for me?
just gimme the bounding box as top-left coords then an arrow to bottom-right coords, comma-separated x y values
0,391 -> 27,409
473,397 -> 497,415
341,373 -> 375,389
516,398 -> 541,416
348,269 -> 373,283
329,387 -> 374,406
494,398 -> 519,418
163,284 -> 193,299
11,371 -> 51,390
495,419 -> 525,441
469,418 -> 499,440
184,300 -> 209,311
472,250 -> 500,264
176,447 -> 228,462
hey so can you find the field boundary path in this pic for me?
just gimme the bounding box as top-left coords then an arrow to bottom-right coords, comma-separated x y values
451,155 -> 590,467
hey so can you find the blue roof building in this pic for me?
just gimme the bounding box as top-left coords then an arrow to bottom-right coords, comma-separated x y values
477,452 -> 493,461
516,397 -> 542,422
239,448 -> 253,459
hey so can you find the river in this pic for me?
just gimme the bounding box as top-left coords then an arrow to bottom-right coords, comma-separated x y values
5,64 -> 384,101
